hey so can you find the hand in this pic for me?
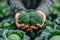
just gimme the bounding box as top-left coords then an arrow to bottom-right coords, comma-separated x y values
15,12 -> 38,32
26,10 -> 46,31
15,10 -> 46,32
37,10 -> 46,22
36,10 -> 46,28
15,12 -> 27,29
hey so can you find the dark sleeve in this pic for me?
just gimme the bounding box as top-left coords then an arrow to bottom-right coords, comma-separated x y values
36,0 -> 54,16
7,0 -> 26,14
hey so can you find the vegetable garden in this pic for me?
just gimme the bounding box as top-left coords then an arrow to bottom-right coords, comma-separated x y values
0,0 -> 60,40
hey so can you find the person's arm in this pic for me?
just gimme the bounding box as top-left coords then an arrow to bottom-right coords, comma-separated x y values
36,0 -> 54,16
35,0 -> 54,28
7,0 -> 26,14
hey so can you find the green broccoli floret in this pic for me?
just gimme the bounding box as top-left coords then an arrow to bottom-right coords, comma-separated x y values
29,18 -> 37,26
18,12 -> 30,25
18,10 -> 43,26
29,11 -> 43,25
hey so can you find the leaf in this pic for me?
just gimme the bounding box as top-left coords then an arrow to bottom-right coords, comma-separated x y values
2,30 -> 30,40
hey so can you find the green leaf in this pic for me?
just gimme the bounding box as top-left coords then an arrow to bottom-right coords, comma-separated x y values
2,30 -> 30,40
49,36 -> 60,40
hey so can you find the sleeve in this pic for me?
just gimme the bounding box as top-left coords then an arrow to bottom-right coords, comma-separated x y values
36,0 -> 54,16
7,0 -> 26,14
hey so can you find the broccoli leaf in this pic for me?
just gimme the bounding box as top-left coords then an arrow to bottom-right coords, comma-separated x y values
2,30 -> 30,40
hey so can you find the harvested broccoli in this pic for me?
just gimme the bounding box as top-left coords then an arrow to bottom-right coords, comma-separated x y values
18,12 -> 30,25
29,11 -> 43,25
18,10 -> 43,26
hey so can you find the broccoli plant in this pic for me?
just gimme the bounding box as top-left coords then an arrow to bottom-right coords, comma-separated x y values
2,30 -> 30,40
49,36 -> 60,40
0,37 -> 5,40
49,30 -> 60,40
35,26 -> 54,40
0,1 -> 9,19
53,17 -> 60,30
18,9 -> 43,26
0,17 -> 16,29
35,29 -> 60,40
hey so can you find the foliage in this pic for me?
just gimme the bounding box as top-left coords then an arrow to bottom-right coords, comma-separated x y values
49,36 -> 60,40
48,30 -> 60,40
35,26 -> 54,40
53,17 -> 60,30
0,17 -> 16,29
2,30 -> 30,40
0,1 -> 9,19
0,0 -> 60,40
0,37 -> 5,40
35,29 -> 60,40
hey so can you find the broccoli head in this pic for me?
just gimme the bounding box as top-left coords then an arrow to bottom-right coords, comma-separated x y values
18,9 -> 43,26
